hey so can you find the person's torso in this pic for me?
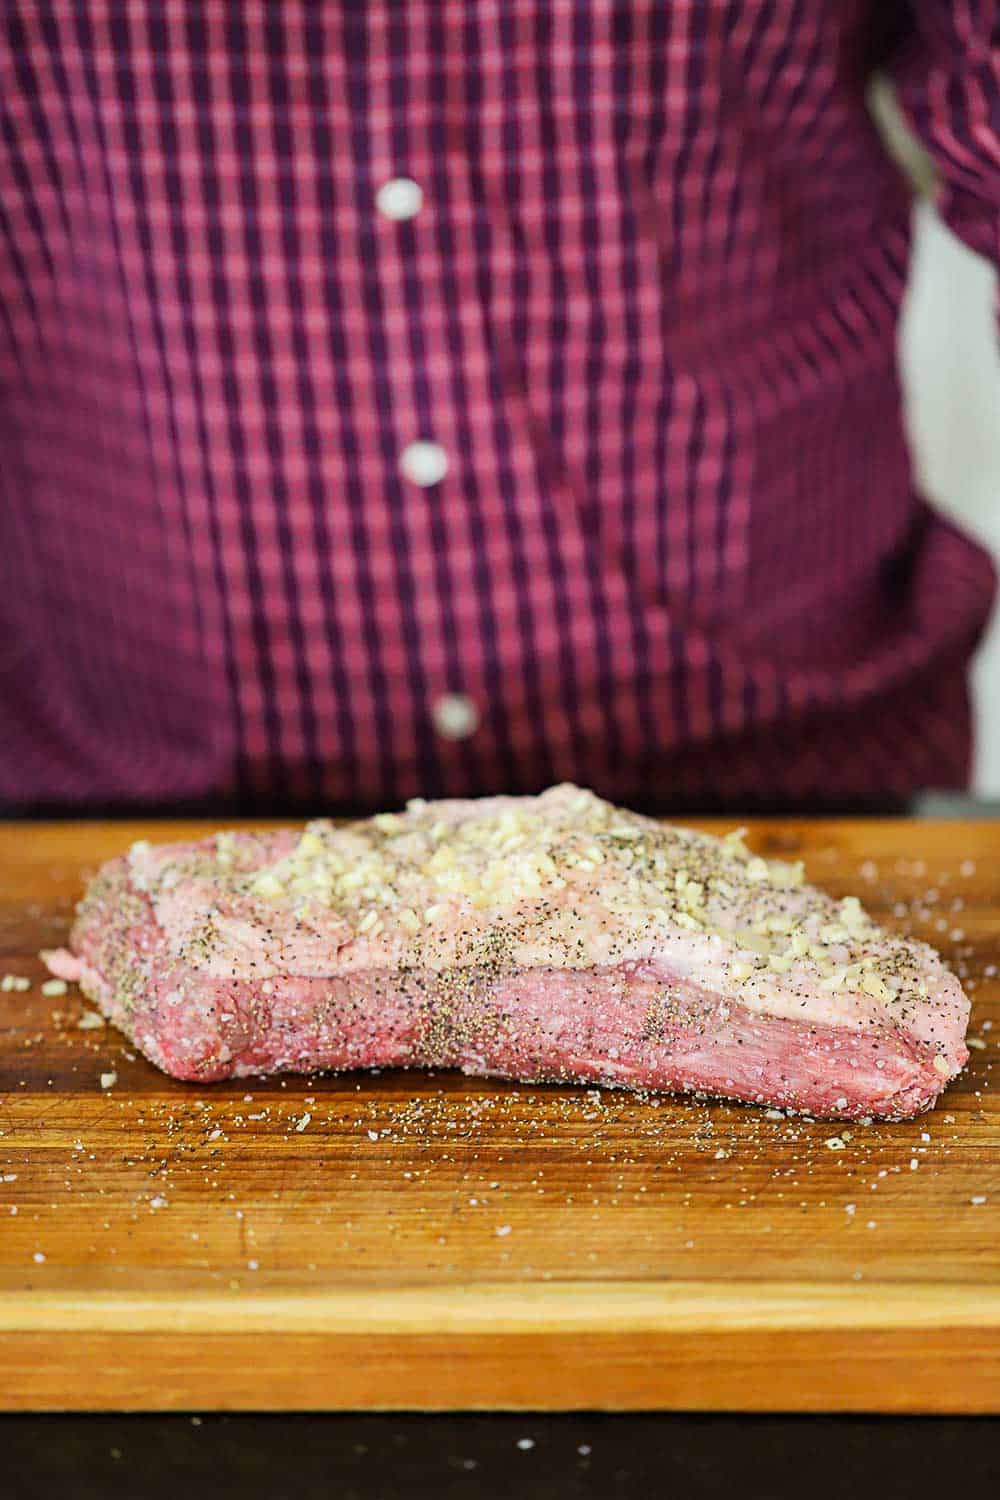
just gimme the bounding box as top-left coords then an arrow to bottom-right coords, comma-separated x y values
0,2 -> 992,807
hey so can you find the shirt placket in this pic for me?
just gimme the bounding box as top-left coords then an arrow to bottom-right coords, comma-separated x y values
362,7 -> 483,790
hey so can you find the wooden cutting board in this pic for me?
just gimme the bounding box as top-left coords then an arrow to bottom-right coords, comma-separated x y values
0,817 -> 997,1413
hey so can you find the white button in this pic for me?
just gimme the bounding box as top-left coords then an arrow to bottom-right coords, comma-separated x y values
376,177 -> 424,222
432,693 -> 479,741
399,440 -> 449,487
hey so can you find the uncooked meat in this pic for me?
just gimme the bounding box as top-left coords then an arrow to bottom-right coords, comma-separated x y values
46,785 -> 969,1119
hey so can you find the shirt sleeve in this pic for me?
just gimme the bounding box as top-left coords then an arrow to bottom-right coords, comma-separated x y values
891,1 -> 1000,267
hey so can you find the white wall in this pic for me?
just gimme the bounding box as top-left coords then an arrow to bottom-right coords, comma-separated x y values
899,203 -> 1000,795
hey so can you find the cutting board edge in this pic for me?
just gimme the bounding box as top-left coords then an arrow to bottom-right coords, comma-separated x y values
4,1278 -> 1000,1335
2,1322 -> 999,1414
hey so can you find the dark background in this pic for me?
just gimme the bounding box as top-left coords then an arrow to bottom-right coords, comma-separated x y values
5,1413 -> 999,1498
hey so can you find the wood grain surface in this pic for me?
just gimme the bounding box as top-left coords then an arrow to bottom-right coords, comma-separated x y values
0,818 -> 997,1413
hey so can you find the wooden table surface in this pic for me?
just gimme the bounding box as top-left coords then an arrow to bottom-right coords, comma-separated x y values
0,817 -> 997,1413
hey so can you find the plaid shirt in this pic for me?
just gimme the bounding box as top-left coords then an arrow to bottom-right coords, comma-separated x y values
1,2 -> 997,809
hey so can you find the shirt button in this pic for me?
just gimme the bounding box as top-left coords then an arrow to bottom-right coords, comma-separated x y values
376,177 -> 424,222
399,440 -> 449,487
431,693 -> 479,741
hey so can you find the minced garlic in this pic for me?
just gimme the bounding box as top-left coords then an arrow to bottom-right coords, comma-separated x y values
193,786 -> 920,1015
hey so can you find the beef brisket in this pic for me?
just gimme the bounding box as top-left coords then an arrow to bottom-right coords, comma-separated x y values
46,785 -> 969,1119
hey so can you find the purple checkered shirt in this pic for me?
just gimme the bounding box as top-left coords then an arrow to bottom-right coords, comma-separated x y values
1,2 -> 997,809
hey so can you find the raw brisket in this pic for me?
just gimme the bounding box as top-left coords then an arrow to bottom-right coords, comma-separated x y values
46,785 -> 969,1119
